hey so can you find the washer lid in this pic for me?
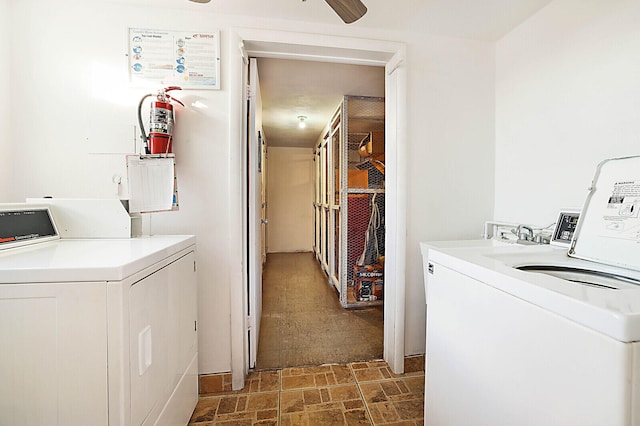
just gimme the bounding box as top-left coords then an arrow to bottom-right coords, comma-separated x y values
570,155 -> 640,272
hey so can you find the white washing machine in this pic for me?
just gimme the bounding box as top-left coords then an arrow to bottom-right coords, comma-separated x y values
421,156 -> 640,425
0,201 -> 198,426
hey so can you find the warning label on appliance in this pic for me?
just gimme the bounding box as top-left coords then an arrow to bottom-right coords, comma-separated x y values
600,180 -> 640,240
128,28 -> 220,89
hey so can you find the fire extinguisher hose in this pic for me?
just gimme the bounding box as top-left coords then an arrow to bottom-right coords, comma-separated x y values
137,93 -> 153,154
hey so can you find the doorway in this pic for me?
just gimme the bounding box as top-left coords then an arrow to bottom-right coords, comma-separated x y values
229,28 -> 407,390
251,57 -> 386,369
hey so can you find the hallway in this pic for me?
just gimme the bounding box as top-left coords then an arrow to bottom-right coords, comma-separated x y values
256,252 -> 384,369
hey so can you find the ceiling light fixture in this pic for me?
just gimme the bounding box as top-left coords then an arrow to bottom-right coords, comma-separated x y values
298,116 -> 307,129
188,0 -> 211,3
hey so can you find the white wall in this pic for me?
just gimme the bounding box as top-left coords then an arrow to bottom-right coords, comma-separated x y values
6,0 -> 234,374
495,0 -> 640,226
3,0 -> 496,373
267,147 -> 314,253
404,36 -> 496,354
0,0 -> 10,196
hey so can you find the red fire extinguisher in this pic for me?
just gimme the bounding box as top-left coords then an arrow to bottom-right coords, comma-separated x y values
137,86 -> 184,154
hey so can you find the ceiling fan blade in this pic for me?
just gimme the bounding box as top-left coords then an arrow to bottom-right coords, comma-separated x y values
324,0 -> 367,24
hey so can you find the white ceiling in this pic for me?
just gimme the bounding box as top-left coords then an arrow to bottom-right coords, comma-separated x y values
256,58 -> 385,148
113,0 -> 553,41
110,0 -> 554,148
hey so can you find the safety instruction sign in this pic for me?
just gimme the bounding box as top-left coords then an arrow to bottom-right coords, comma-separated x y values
128,28 -> 220,89
569,156 -> 640,271
600,180 -> 640,241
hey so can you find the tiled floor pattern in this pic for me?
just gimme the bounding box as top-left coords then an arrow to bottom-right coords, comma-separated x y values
189,356 -> 424,425
258,252 -> 384,369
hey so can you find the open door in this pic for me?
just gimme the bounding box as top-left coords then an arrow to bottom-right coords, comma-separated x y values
246,57 -> 264,369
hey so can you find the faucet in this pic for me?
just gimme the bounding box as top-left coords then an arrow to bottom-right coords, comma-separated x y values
514,225 -> 535,244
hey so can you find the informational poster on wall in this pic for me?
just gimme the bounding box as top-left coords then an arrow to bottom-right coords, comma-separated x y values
128,28 -> 220,89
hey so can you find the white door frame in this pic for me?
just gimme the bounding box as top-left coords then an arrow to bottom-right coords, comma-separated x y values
229,28 -> 407,390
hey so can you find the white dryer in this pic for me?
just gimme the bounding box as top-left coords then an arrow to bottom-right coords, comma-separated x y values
0,201 -> 198,426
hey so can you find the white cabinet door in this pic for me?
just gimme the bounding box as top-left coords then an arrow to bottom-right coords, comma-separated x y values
171,251 -> 198,378
160,251 -> 198,426
0,282 -> 108,426
129,251 -> 197,426
129,265 -> 169,426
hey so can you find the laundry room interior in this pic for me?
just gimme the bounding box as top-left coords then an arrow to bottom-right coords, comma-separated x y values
2,0 -> 640,425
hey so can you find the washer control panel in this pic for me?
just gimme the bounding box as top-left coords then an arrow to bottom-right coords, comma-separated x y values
0,207 -> 59,249
551,210 -> 580,246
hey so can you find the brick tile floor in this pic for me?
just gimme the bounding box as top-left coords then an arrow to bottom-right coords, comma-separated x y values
189,356 -> 424,426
